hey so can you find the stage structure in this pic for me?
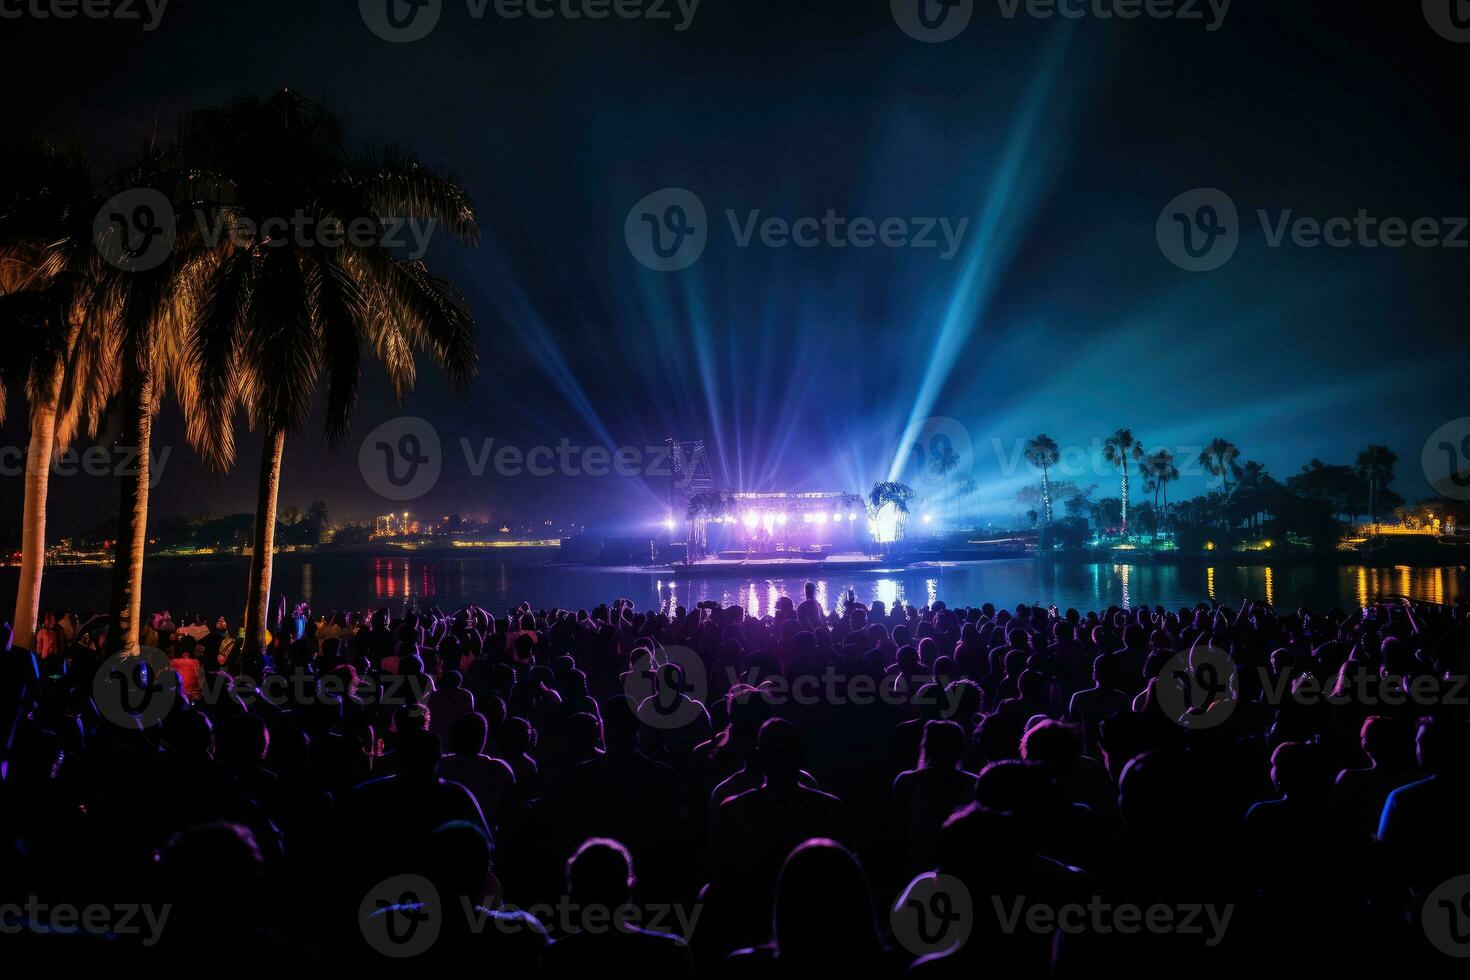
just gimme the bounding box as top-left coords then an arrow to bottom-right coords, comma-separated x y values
666,438 -> 716,561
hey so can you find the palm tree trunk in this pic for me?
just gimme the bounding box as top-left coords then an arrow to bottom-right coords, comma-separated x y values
1120,465 -> 1130,536
12,371 -> 62,650
1041,464 -> 1052,525
107,374 -> 154,654
244,428 -> 286,656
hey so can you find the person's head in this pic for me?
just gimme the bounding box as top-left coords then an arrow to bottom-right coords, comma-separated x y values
756,718 -> 803,782
1417,716 -> 1470,777
1020,719 -> 1082,773
1093,653 -> 1119,688
218,713 -> 269,767
416,820 -> 495,903
772,839 -> 883,961
804,581 -> 816,601
447,711 -> 489,756
398,731 -> 443,776
564,836 -> 635,909
441,669 -> 463,690
1269,741 -> 1331,801
917,719 -> 966,771
1359,715 -> 1404,767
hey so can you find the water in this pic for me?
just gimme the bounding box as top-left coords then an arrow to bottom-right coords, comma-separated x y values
5,556 -> 1466,619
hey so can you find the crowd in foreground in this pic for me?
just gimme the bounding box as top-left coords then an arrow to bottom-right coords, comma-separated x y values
3,587 -> 1470,974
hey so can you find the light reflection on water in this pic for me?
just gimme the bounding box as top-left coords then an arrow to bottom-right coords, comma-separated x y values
16,558 -> 1469,617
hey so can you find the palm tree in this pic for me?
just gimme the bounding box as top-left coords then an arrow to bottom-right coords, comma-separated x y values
1354,445 -> 1398,531
956,476 -> 977,525
1198,437 -> 1242,492
1101,429 -> 1144,537
184,91 -> 479,655
1142,449 -> 1178,535
0,140 -> 105,649
1023,434 -> 1060,526
93,148 -> 234,653
868,481 -> 916,552
929,444 -> 960,521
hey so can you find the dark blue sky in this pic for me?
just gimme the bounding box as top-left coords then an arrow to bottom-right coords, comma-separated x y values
2,0 -> 1466,533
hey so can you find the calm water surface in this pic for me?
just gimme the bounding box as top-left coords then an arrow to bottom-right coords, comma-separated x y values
6,557 -> 1466,619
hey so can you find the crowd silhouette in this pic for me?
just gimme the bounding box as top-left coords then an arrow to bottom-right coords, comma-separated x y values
2,589 -> 1469,972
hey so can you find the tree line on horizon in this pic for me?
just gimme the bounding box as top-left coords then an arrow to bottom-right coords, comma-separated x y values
0,88 -> 480,654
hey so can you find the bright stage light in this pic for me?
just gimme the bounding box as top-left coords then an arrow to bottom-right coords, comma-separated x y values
777,512 -> 789,525
664,517 -> 676,531
847,512 -> 857,521
922,514 -> 933,524
832,511 -> 842,521
815,512 -> 828,524
762,512 -> 776,533
802,513 -> 813,524
742,511 -> 759,530
872,502 -> 901,544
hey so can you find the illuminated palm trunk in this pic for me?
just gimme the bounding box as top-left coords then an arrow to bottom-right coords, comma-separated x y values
1041,463 -> 1052,525
11,364 -> 62,650
108,374 -> 154,654
244,428 -> 285,655
1120,464 -> 1129,537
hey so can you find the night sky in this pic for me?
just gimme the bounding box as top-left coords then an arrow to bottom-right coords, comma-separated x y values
1,0 -> 1466,535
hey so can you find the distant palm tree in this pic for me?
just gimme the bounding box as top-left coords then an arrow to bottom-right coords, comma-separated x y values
1023,434 -> 1061,525
1143,449 -> 1179,534
1198,437 -> 1242,492
185,91 -> 479,654
956,476 -> 977,524
1102,429 -> 1144,536
1354,445 -> 1398,530
0,140 -> 106,649
929,444 -> 961,520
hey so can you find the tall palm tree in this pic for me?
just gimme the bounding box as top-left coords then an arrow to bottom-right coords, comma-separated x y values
184,91 -> 479,655
93,148 -> 233,653
1101,429 -> 1143,537
1354,445 -> 1398,530
0,140 -> 105,649
1023,434 -> 1060,525
1143,448 -> 1178,535
1198,437 -> 1242,492
868,481 -> 916,552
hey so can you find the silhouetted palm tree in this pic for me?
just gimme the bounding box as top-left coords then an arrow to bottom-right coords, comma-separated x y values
1023,433 -> 1060,525
1102,429 -> 1143,536
185,90 -> 479,654
1198,437 -> 1242,492
1142,449 -> 1178,535
1354,445 -> 1398,530
0,140 -> 106,648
